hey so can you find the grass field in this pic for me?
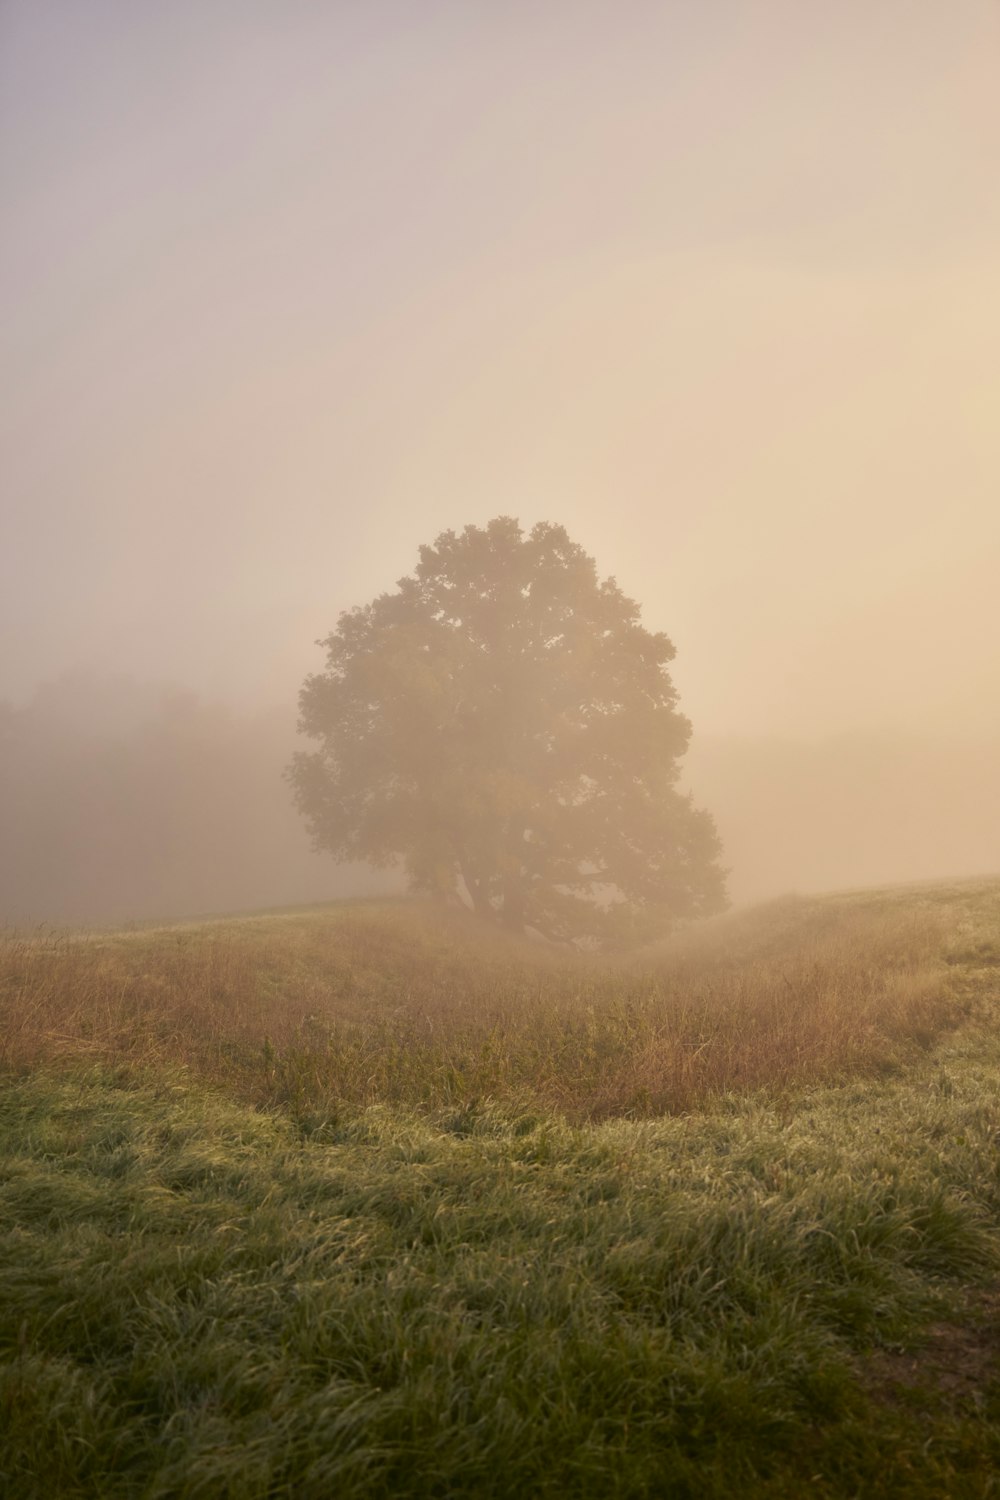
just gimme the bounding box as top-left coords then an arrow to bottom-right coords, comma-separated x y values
2,878 -> 1000,1496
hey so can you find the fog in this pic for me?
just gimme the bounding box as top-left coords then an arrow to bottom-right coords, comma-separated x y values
2,3 -> 998,924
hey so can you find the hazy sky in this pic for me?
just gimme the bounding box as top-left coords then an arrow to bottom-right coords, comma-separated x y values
3,1 -> 999,741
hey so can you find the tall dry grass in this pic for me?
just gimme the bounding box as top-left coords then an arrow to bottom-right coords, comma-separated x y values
0,893 -> 972,1120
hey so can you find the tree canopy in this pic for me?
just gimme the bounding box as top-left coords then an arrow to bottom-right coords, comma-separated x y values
289,518 -> 727,942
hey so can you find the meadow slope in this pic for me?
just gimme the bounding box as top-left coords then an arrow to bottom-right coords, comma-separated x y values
2,879 -> 999,1497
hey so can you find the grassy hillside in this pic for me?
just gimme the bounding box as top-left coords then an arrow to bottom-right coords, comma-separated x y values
1,884 -> 983,1119
2,879 -> 999,1497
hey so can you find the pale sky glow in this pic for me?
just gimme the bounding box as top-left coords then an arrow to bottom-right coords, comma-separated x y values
3,0 -> 999,748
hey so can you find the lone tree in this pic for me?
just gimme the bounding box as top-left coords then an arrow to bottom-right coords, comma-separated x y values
289,518 -> 727,943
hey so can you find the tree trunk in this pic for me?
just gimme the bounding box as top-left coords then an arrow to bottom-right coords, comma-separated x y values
501,874 -> 526,933
457,857 -> 492,921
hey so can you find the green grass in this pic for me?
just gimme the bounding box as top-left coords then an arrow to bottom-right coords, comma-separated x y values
2,877 -> 1000,1496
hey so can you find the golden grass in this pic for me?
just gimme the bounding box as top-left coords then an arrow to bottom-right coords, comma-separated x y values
0,886 -> 984,1121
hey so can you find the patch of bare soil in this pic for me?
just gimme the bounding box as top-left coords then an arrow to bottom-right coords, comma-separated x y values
861,1290 -> 1000,1411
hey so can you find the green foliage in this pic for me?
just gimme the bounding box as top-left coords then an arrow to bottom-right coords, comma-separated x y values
289,518 -> 726,942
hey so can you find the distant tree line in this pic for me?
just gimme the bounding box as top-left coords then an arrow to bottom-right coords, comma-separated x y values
0,675 -> 390,926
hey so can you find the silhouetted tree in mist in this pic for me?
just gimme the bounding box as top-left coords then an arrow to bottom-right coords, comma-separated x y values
290,518 -> 727,943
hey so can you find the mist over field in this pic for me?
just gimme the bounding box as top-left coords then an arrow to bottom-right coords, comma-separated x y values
1,672 -> 998,925
2,1 -> 998,920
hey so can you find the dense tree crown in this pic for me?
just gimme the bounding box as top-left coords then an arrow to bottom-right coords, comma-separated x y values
290,518 -> 727,942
